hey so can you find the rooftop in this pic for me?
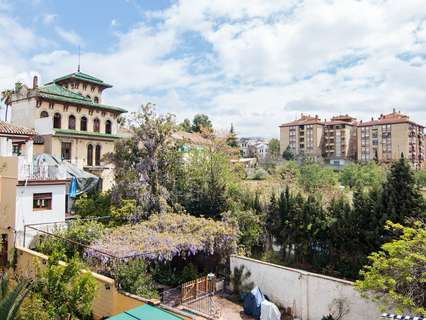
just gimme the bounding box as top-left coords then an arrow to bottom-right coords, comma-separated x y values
49,71 -> 112,88
358,110 -> 423,127
280,114 -> 323,127
0,120 -> 35,136
38,83 -> 127,113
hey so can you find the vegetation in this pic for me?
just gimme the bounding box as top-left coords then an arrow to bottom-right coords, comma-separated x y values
19,251 -> 97,320
226,124 -> 239,148
268,138 -> 280,161
248,168 -> 269,180
415,169 -> 426,188
0,274 -> 31,320
356,222 -> 426,316
114,260 -> 158,299
339,162 -> 385,190
230,265 -> 253,297
74,192 -> 111,218
282,145 -> 294,160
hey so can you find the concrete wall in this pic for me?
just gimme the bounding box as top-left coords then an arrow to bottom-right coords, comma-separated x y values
14,246 -> 193,320
15,183 -> 66,246
230,255 -> 379,320
0,157 -> 18,253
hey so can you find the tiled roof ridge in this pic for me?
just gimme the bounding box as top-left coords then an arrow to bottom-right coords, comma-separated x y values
0,120 -> 36,136
51,71 -> 112,87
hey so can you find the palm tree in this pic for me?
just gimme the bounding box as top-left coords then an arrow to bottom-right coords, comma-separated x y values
1,90 -> 13,122
0,274 -> 31,320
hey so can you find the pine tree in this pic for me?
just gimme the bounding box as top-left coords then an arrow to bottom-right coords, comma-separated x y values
226,123 -> 239,148
381,156 -> 425,223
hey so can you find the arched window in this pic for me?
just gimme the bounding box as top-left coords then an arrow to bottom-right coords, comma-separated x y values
87,144 -> 93,166
80,116 -> 87,131
86,95 -> 91,99
93,118 -> 100,132
95,145 -> 101,166
105,120 -> 112,134
68,115 -> 76,130
94,97 -> 99,104
40,111 -> 49,118
53,113 -> 61,129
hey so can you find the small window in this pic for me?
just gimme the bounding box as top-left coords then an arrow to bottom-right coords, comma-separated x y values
61,142 -> 71,160
40,111 -> 49,118
80,116 -> 87,131
49,102 -> 54,109
95,145 -> 101,166
83,84 -> 87,90
86,95 -> 91,99
105,120 -> 112,134
68,115 -> 76,130
12,143 -> 22,156
87,144 -> 93,166
33,193 -> 52,210
93,118 -> 100,132
53,113 -> 61,129
94,97 -> 99,104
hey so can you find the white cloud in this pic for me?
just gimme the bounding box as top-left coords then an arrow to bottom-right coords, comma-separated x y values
2,0 -> 426,137
55,27 -> 82,46
111,19 -> 118,27
42,13 -> 57,25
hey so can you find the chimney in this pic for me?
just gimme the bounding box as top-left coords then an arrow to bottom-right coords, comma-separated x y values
33,75 -> 38,89
393,107 -> 396,113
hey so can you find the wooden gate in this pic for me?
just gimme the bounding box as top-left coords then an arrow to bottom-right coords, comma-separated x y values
181,276 -> 213,303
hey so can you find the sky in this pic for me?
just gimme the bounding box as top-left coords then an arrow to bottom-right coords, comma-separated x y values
1,0 -> 426,138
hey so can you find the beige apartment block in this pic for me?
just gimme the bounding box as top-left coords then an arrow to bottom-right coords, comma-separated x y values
5,72 -> 127,190
323,115 -> 358,165
357,110 -> 425,168
279,114 -> 324,160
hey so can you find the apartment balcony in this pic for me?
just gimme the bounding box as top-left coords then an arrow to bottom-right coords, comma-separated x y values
18,157 -> 67,181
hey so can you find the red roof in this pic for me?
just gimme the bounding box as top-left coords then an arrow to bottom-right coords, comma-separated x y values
279,115 -> 323,127
358,111 -> 423,128
0,121 -> 35,136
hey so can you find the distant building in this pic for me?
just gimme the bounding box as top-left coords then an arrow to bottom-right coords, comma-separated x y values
239,137 -> 269,160
323,115 -> 358,166
5,72 -> 127,190
357,109 -> 425,168
279,114 -> 323,160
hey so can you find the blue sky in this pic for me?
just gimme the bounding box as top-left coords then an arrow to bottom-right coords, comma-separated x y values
1,0 -> 426,137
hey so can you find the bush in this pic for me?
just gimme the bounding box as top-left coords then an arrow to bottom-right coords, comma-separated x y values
115,259 -> 159,299
179,263 -> 199,283
275,160 -> 300,182
74,192 -> 111,218
249,168 -> 269,180
339,162 -> 385,190
110,199 -> 136,224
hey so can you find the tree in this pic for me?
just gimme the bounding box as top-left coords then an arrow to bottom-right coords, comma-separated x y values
191,114 -> 212,133
179,118 -> 192,132
380,156 -> 426,224
282,145 -> 294,160
268,138 -> 280,161
356,221 -> 426,316
0,274 -> 31,320
226,124 -> 239,148
109,103 -> 183,217
22,251 -> 97,320
339,162 -> 385,190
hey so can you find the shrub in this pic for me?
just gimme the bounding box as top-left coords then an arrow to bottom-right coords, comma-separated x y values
115,259 -> 159,299
249,168 -> 269,180
179,263 -> 199,283
230,265 -> 253,297
74,192 -> 111,218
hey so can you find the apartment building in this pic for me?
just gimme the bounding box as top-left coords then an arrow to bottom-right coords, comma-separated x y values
279,114 -> 324,160
4,72 -> 127,190
323,115 -> 358,165
357,110 -> 425,168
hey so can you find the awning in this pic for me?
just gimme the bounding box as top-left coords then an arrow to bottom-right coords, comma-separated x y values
108,304 -> 186,320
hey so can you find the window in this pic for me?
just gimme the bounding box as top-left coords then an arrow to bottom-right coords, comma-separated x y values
83,84 -> 87,90
53,113 -> 61,129
40,111 -> 49,118
68,115 -> 76,130
61,142 -> 71,160
95,145 -> 101,166
86,95 -> 91,99
80,116 -> 87,131
105,120 -> 112,134
87,144 -> 93,166
94,97 -> 99,104
93,118 -> 100,132
33,193 -> 52,210
48,102 -> 54,109
12,143 -> 22,156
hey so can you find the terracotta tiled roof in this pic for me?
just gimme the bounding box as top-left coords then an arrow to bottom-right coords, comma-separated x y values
171,131 -> 211,145
358,111 -> 423,127
279,115 -> 323,127
0,120 -> 35,136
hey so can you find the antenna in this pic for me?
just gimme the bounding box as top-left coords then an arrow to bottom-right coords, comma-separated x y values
78,46 -> 81,72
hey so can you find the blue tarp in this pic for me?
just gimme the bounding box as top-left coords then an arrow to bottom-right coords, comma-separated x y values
243,287 -> 265,320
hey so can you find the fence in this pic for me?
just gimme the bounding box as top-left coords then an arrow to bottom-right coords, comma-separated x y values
231,255 -> 380,320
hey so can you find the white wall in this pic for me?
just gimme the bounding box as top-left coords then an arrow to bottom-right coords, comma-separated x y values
15,183 -> 66,246
230,255 -> 380,320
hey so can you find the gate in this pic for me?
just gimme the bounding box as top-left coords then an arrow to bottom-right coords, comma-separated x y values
181,276 -> 213,303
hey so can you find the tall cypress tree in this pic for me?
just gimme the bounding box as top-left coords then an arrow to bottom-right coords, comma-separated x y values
381,156 -> 425,223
